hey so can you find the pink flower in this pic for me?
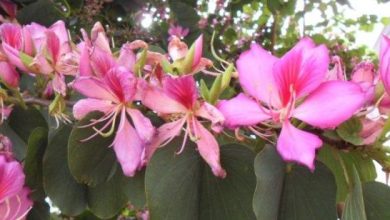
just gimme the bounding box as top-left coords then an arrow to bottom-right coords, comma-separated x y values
142,76 -> 226,178
72,67 -> 155,177
168,35 -> 212,75
380,35 -> 390,95
168,24 -> 189,41
0,21 -> 76,95
359,118 -> 384,145
351,61 -> 377,103
0,155 -> 32,219
218,38 -> 366,170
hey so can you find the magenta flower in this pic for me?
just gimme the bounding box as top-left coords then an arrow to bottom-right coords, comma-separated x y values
168,24 -> 189,41
218,38 -> 366,170
142,76 -> 226,178
0,155 -> 32,219
380,35 -> 390,95
72,67 -> 155,177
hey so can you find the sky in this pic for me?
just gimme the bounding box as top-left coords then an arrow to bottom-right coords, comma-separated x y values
300,0 -> 390,49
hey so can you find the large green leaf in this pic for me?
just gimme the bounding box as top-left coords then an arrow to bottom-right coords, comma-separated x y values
8,106 -> 47,143
253,145 -> 338,220
43,125 -> 87,216
68,112 -> 117,186
146,139 -> 256,220
24,127 -> 48,201
318,146 -> 376,202
363,182 -> 390,220
27,201 -> 50,220
16,0 -> 65,26
87,168 -> 129,219
253,145 -> 284,219
342,166 -> 367,220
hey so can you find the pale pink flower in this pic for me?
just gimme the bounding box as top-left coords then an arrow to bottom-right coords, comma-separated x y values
142,76 -> 226,178
0,155 -> 32,219
218,38 -> 366,170
359,118 -> 384,145
72,67 -> 155,177
351,61 -> 377,103
0,21 -> 76,95
168,35 -> 212,75
168,24 -> 189,41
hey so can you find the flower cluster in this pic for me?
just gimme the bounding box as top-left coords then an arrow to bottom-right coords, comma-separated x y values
1,20 -> 390,208
0,135 -> 32,219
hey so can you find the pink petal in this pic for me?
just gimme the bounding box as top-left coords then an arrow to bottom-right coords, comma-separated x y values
72,77 -> 118,101
90,22 -> 105,42
191,118 -> 226,178
77,42 -> 92,76
236,43 -> 280,106
0,156 -> 25,203
89,47 -> 115,77
1,43 -> 28,72
293,81 -> 365,129
164,76 -> 198,109
145,118 -> 186,161
52,73 -> 66,96
117,44 -> 137,72
326,56 -> 345,80
127,108 -> 155,143
94,32 -> 111,54
192,35 -> 203,67
104,67 -> 137,102
142,81 -> 188,114
73,98 -> 115,120
25,23 -> 47,51
0,1 -> 17,18
0,23 -> 22,49
217,93 -> 270,128
360,118 -> 384,145
380,35 -> 390,94
0,187 -> 32,220
168,37 -> 188,61
277,121 -> 322,170
0,61 -> 19,87
49,21 -> 70,53
113,110 -> 143,177
46,30 -> 60,64
32,52 -> 54,74
196,102 -> 225,132
273,37 -> 329,106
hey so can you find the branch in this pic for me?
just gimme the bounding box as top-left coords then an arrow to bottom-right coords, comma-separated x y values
24,97 -> 76,107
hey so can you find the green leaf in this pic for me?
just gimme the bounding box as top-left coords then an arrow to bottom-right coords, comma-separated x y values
145,139 -> 256,220
363,182 -> 390,220
253,145 -> 284,220
318,146 -> 376,202
0,123 -> 27,160
27,201 -> 50,220
68,112 -> 117,186
43,125 -> 87,216
8,106 -> 47,143
24,127 -> 48,201
336,117 -> 363,145
342,166 -> 367,220
16,0 -> 65,26
121,170 -> 146,209
253,145 -> 338,220
87,169 -> 128,219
